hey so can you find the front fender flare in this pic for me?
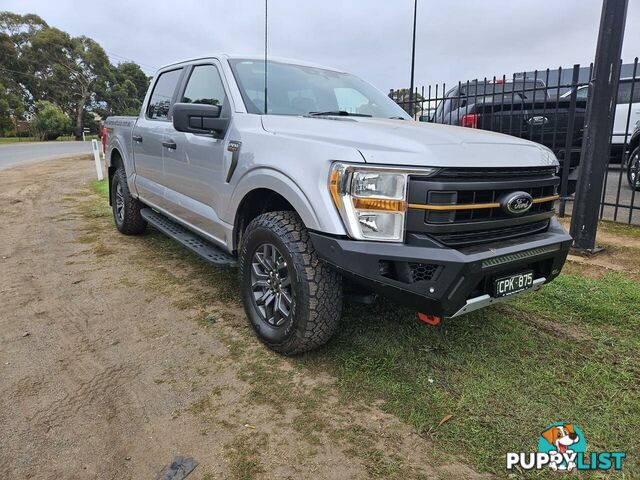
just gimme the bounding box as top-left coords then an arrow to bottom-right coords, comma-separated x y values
226,167 -> 347,240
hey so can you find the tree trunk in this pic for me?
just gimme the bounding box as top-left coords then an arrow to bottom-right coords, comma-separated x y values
74,93 -> 89,140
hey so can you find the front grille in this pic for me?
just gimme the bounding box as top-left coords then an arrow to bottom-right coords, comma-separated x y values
406,168 -> 559,248
424,184 -> 556,224
435,166 -> 557,180
431,220 -> 550,247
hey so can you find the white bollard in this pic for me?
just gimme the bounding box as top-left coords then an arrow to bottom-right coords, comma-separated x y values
91,139 -> 104,181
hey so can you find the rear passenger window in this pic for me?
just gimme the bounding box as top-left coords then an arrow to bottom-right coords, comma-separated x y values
147,69 -> 182,120
617,80 -> 640,105
182,65 -> 226,107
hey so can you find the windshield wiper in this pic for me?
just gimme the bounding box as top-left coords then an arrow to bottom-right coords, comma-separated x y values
307,110 -> 372,117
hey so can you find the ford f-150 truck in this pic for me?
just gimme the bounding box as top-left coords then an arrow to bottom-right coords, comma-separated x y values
104,55 -> 571,355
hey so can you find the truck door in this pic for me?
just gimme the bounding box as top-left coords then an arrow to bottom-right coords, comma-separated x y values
613,79 -> 640,146
162,62 -> 230,244
132,68 -> 183,209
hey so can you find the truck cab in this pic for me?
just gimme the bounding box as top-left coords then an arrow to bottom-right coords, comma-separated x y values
105,55 -> 571,355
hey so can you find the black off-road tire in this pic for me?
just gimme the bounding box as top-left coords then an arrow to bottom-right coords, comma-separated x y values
239,211 -> 343,355
111,167 -> 147,235
627,147 -> 640,191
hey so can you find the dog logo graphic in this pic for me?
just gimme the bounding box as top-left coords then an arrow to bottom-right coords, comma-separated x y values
539,422 -> 585,471
507,422 -> 625,472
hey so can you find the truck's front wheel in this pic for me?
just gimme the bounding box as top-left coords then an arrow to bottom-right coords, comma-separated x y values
239,211 -> 342,355
111,167 -> 147,235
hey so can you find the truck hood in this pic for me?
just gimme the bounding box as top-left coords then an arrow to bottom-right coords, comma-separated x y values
261,115 -> 558,168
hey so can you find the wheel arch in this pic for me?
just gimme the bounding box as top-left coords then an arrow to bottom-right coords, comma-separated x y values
107,148 -> 124,206
627,133 -> 640,163
233,188 -> 300,252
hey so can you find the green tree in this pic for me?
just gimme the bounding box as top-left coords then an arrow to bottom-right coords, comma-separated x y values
97,61 -> 149,116
0,11 -> 150,139
390,88 -> 425,117
29,100 -> 71,140
0,83 -> 25,135
27,28 -> 112,138
0,12 -> 47,108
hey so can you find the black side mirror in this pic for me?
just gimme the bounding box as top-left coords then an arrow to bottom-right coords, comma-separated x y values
172,103 -> 229,136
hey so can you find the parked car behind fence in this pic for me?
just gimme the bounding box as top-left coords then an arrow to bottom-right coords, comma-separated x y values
391,58 -> 640,225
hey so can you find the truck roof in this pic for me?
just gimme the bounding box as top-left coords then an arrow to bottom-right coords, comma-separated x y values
160,54 -> 344,73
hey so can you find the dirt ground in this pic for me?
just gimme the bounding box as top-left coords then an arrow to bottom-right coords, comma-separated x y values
0,157 -> 488,479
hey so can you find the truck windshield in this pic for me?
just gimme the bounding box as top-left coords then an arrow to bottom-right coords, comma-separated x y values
229,59 -> 410,119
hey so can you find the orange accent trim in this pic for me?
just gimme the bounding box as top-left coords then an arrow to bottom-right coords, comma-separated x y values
352,197 -> 407,212
409,202 -> 500,211
532,194 -> 560,204
329,170 -> 342,210
408,194 -> 559,211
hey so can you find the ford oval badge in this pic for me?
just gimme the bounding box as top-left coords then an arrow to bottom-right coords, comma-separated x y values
527,116 -> 548,126
500,191 -> 533,215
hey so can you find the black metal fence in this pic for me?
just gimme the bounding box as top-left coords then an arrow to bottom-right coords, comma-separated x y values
390,58 -> 640,225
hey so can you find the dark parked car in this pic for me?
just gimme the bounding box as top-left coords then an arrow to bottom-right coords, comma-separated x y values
626,122 -> 640,190
559,77 -> 640,163
431,79 -> 587,193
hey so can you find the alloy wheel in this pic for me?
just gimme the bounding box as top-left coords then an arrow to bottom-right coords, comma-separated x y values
630,153 -> 639,187
115,182 -> 125,223
250,243 -> 293,326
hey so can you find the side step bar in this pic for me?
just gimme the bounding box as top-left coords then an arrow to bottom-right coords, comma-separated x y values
140,208 -> 237,267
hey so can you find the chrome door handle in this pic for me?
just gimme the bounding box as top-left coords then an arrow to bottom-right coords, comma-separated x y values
162,140 -> 177,150
132,135 -> 143,143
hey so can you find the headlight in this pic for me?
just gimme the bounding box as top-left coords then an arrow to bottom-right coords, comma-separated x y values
329,163 -> 438,242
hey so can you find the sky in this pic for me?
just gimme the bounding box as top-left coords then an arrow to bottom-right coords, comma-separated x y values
2,0 -> 639,93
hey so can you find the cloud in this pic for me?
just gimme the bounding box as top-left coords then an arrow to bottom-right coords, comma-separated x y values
2,0 -> 638,91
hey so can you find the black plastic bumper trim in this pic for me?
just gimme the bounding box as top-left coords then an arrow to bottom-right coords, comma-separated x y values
309,218 -> 571,317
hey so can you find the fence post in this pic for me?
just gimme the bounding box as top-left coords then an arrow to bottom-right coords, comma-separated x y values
408,0 -> 418,117
570,0 -> 628,253
91,139 -> 104,181
558,65 -> 581,217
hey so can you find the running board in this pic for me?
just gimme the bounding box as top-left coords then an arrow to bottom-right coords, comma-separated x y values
140,208 -> 236,267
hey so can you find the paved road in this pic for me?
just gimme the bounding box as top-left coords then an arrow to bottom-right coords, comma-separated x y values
561,165 -> 640,224
0,141 -> 93,171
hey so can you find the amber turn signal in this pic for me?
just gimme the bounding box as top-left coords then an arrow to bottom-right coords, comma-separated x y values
352,197 -> 407,212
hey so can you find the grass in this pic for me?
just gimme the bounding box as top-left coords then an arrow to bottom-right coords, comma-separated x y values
90,179 -> 109,198
559,215 -> 640,240
300,273 -> 640,477
224,433 -> 267,480
87,179 -> 639,477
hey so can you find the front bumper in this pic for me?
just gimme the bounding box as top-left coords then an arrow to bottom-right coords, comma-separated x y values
309,218 -> 572,317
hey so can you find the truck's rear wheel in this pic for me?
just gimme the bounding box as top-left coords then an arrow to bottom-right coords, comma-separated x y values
111,167 -> 147,234
239,211 -> 342,355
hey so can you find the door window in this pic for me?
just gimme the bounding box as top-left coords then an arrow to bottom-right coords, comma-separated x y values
182,65 -> 227,107
147,69 -> 183,120
617,80 -> 640,105
576,86 -> 589,100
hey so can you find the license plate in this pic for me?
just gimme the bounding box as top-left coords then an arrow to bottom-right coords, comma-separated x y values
494,270 -> 534,298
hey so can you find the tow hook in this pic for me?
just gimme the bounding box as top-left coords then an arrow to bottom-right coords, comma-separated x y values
418,313 -> 441,326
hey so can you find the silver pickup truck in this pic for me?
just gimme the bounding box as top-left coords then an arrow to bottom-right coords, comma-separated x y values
104,54 -> 571,354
